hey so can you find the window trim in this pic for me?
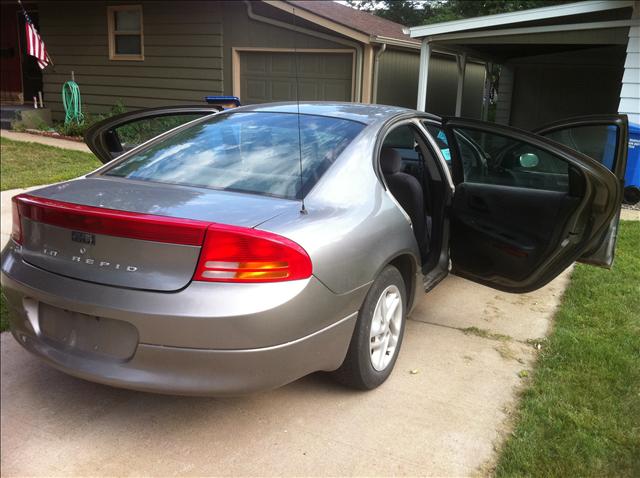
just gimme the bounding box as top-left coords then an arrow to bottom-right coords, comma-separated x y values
107,5 -> 144,61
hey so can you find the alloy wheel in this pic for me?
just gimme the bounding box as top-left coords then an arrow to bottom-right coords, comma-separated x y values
369,284 -> 403,371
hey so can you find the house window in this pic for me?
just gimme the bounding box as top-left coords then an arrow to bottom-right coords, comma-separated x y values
108,5 -> 143,60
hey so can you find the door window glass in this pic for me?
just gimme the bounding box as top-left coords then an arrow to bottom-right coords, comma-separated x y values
425,123 -> 510,180
542,124 -> 618,170
450,127 -> 570,192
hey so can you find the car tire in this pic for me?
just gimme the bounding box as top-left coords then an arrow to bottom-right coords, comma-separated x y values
333,265 -> 407,390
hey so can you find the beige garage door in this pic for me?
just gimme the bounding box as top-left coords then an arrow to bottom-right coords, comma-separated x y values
239,51 -> 353,104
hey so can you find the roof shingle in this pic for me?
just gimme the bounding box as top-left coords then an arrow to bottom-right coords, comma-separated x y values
287,1 -> 419,44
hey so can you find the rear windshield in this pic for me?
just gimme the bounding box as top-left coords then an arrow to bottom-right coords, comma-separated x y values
103,112 -> 365,199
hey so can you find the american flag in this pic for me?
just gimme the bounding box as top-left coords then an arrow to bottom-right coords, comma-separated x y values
24,13 -> 49,70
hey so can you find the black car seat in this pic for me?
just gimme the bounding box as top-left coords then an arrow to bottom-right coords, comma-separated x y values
380,147 -> 428,257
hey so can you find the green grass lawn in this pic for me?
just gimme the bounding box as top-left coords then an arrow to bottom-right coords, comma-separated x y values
0,293 -> 8,333
0,137 -> 100,191
495,220 -> 640,477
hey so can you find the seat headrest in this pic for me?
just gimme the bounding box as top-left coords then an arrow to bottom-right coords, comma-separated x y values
380,147 -> 402,174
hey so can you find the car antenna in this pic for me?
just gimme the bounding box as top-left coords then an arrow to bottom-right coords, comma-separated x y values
292,6 -> 307,215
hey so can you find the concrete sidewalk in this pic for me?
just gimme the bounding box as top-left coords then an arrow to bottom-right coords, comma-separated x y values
621,207 -> 640,221
1,129 -> 91,153
0,269 -> 571,476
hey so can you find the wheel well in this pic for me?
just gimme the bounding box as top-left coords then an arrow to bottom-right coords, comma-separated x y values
389,254 -> 416,310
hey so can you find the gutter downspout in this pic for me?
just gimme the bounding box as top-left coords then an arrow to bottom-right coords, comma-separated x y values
244,0 -> 364,102
371,43 -> 386,104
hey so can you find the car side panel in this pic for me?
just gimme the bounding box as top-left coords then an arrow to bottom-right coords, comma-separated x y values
257,131 -> 422,296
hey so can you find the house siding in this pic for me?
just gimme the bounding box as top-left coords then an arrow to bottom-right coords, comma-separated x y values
507,45 -> 625,130
619,25 -> 640,125
40,1 -> 224,121
380,49 -> 486,115
377,49 -> 420,108
425,53 -> 486,118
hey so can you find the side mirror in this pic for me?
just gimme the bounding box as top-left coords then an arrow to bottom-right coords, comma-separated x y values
519,152 -> 539,168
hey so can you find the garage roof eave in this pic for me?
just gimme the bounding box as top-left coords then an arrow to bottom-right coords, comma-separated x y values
409,0 -> 635,39
371,35 -> 421,50
425,19 -> 638,44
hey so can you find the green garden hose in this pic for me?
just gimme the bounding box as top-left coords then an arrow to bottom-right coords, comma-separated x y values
62,80 -> 84,125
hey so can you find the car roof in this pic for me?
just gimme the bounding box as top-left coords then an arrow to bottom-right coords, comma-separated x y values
227,102 -> 440,125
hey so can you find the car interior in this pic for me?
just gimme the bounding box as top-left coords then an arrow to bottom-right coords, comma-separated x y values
379,123 -> 449,271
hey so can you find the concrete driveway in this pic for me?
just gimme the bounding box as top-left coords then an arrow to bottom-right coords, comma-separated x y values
1,264 -> 571,476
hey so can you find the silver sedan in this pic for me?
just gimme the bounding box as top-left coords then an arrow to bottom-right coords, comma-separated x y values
1,103 -> 628,395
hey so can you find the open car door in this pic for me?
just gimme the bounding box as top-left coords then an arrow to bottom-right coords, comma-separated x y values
84,105 -> 223,163
441,118 -> 624,293
533,115 -> 628,267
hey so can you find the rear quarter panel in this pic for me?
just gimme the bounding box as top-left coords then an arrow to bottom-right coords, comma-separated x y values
257,131 -> 421,295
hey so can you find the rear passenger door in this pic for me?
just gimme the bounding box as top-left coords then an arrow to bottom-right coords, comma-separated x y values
439,118 -> 623,293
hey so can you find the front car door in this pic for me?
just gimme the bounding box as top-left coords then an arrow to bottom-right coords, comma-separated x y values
437,118 -> 626,293
84,105 -> 223,163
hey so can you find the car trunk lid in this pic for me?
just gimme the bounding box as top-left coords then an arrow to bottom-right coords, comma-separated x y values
15,178 -> 297,291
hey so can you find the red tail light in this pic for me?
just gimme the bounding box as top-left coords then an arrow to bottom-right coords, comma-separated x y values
11,196 -> 23,245
194,224 -> 312,283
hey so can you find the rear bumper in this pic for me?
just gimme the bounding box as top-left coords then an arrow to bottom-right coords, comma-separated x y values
1,244 -> 364,395
8,311 -> 356,396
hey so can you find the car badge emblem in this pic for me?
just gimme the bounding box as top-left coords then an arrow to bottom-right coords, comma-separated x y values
71,231 -> 95,246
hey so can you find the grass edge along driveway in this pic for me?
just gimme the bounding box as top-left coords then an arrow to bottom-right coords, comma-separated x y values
495,220 -> 640,477
1,136 -> 100,191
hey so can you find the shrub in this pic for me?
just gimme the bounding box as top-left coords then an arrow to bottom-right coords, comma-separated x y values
53,100 -> 127,138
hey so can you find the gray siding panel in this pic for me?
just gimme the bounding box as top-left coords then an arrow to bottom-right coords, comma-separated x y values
462,62 -> 486,119
45,74 -> 221,92
376,49 -> 420,108
48,65 -> 222,80
42,84 -> 222,102
619,26 -> 640,124
508,45 -> 625,130
424,54 -> 485,118
40,1 -> 224,121
50,55 -> 223,69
